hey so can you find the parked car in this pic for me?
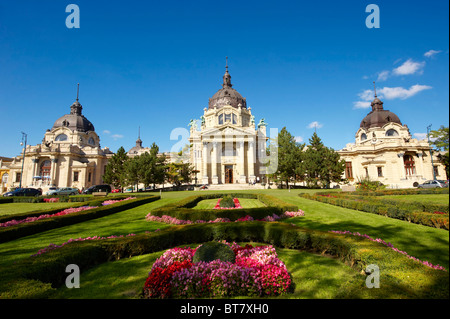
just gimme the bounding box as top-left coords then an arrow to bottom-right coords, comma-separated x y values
3,188 -> 42,197
417,180 -> 449,189
199,184 -> 208,190
82,184 -> 112,194
111,188 -> 121,193
45,187 -> 79,196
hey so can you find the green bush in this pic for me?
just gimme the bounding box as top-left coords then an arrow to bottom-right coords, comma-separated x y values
219,195 -> 235,208
192,241 -> 235,263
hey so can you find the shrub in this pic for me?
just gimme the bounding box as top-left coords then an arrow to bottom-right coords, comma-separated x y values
192,241 -> 236,263
219,195 -> 235,208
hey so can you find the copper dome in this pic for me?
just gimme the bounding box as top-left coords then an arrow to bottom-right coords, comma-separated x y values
360,97 -> 402,128
52,100 -> 95,132
208,66 -> 247,109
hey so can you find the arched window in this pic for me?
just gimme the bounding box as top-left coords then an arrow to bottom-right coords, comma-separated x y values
386,129 -> 399,137
404,155 -> 416,176
361,133 -> 367,141
232,113 -> 237,124
218,114 -> 224,125
55,134 -> 68,141
88,137 -> 95,145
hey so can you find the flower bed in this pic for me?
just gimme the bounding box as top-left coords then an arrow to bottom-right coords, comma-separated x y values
142,242 -> 292,298
213,198 -> 242,209
146,210 -> 305,225
329,230 -> 447,271
0,206 -> 97,228
43,198 -> 60,203
102,197 -> 137,206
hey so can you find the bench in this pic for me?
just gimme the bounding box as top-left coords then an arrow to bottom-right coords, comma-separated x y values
93,192 -> 108,197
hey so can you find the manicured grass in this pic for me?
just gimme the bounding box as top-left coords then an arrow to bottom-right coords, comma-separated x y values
382,194 -> 449,206
0,188 -> 448,299
50,243 -> 363,299
192,198 -> 266,209
0,202 -> 77,216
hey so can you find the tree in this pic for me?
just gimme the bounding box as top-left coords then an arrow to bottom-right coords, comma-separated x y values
268,127 -> 304,188
124,155 -> 141,191
430,125 -> 449,178
165,161 -> 193,187
302,132 -> 345,188
102,146 -> 129,191
139,143 -> 166,189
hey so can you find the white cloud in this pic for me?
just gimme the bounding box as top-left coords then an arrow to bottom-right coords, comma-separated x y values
424,50 -> 442,58
308,121 -> 323,129
294,136 -> 304,143
378,84 -> 432,100
358,89 -> 375,101
413,133 -> 428,140
377,70 -> 390,81
103,130 -> 111,134
111,134 -> 124,140
353,101 -> 371,109
392,59 -> 425,76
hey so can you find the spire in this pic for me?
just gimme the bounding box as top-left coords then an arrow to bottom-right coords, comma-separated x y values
223,56 -> 232,88
136,126 -> 142,147
371,81 -> 384,111
70,83 -> 82,115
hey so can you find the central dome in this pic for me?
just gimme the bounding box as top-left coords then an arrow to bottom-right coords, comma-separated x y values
52,100 -> 95,132
208,66 -> 247,109
360,96 -> 402,129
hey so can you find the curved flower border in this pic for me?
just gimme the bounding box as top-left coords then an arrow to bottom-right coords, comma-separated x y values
330,230 -> 446,271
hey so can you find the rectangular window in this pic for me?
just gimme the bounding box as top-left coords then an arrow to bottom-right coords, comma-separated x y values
225,113 -> 231,122
73,171 -> 79,182
377,167 -> 383,177
364,167 -> 369,178
15,172 -> 21,183
433,166 -> 439,177
88,172 -> 92,182
218,114 -> 223,125
344,162 -> 353,179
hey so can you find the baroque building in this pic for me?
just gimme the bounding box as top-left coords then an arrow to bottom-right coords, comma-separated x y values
338,92 -> 446,188
7,94 -> 113,192
188,64 -> 268,184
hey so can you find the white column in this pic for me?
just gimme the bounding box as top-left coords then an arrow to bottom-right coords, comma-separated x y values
239,140 -> 246,183
202,142 -> 209,184
212,142 -> 218,184
248,138 -> 256,182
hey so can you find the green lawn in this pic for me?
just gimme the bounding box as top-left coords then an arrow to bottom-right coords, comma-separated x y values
0,202 -> 77,216
0,188 -> 448,299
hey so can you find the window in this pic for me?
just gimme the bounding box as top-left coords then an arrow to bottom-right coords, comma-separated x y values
232,113 -> 237,124
88,137 -> 95,145
225,113 -> 231,122
40,160 -> 51,178
345,162 -> 353,179
15,172 -> 21,183
377,167 -> 383,177
361,133 -> 367,141
433,166 -> 439,177
218,114 -> 224,125
364,167 -> 369,178
386,129 -> 399,137
73,171 -> 79,182
88,172 -> 92,182
55,134 -> 68,141
404,155 -> 416,176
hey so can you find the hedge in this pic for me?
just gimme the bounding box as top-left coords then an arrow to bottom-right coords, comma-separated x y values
0,195 -> 160,243
2,222 -> 448,299
149,193 -> 298,222
300,193 -> 449,230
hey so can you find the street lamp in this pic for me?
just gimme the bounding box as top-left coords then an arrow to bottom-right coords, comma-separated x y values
19,132 -> 27,189
427,125 -> 437,180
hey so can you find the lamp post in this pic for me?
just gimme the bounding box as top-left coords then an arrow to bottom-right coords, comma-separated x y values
19,132 -> 27,189
427,125 -> 437,180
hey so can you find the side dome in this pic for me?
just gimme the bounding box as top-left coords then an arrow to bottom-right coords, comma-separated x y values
360,96 -> 402,129
52,100 -> 95,132
208,66 -> 247,109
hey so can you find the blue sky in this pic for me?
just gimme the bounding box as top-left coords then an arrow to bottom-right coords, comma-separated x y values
0,0 -> 448,157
